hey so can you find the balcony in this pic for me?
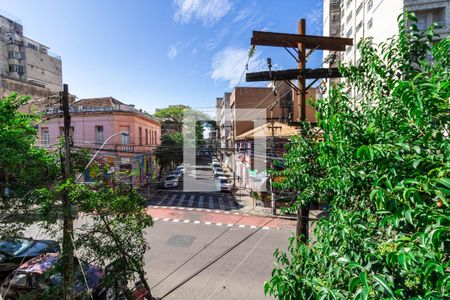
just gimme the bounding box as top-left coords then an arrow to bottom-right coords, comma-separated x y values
115,144 -> 134,153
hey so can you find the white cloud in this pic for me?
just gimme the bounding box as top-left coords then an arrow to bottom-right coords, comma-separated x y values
211,47 -> 265,87
168,45 -> 178,59
306,4 -> 323,35
173,0 -> 232,26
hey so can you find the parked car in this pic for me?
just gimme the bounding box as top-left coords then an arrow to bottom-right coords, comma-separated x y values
176,165 -> 185,174
215,177 -> 231,192
0,253 -> 109,299
211,162 -> 221,169
214,171 -> 225,179
213,168 -> 224,175
0,238 -> 60,281
164,175 -> 179,188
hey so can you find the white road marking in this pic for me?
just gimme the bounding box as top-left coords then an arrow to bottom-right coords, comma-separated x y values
214,210 -> 220,213
163,218 -> 170,222
173,219 -> 179,222
239,224 -> 245,228
227,224 -> 233,227
194,221 -> 200,224
234,213 -> 239,215
177,194 -> 185,206
188,195 -> 195,207
208,196 -> 214,209
167,194 -> 177,206
205,221 -> 212,225
224,211 -> 230,214
263,226 -> 270,230
250,225 -> 257,229
183,220 -> 190,223
187,208 -> 193,211
216,223 -> 222,226
153,218 -> 159,221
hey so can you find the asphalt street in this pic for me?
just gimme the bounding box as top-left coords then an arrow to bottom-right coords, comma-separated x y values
19,159 -> 296,300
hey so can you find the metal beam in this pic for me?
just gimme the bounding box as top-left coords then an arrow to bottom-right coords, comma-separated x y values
251,31 -> 353,51
246,68 -> 342,82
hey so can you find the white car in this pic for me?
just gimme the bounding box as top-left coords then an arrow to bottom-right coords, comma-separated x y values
214,171 -> 225,179
213,167 -> 224,175
164,175 -> 179,188
216,176 -> 231,192
211,162 -> 221,169
176,166 -> 185,174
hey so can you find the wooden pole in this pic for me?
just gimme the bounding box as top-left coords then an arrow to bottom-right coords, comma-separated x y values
61,83 -> 74,299
296,19 -> 310,243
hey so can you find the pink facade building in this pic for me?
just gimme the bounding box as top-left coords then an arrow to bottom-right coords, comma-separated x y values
37,97 -> 161,186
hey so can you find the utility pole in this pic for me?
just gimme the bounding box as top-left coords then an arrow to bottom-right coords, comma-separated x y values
61,83 -> 74,299
245,19 -> 352,243
296,19 -> 309,242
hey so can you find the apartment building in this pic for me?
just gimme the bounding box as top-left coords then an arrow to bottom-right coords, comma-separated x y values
323,0 -> 450,66
38,97 -> 161,187
0,12 -> 62,101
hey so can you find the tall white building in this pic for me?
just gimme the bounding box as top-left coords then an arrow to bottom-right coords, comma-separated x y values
323,0 -> 450,67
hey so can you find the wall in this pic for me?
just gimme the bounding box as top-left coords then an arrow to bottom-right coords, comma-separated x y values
24,37 -> 62,92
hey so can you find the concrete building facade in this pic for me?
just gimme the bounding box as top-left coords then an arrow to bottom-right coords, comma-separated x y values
323,0 -> 450,67
0,12 -> 62,100
38,97 -> 161,187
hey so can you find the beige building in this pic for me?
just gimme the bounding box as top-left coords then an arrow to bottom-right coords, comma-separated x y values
323,0 -> 449,67
0,12 -> 62,100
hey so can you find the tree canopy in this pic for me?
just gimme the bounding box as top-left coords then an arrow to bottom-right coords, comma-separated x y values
266,13 -> 450,299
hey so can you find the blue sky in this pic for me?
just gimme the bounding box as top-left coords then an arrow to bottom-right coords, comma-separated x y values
0,0 -> 323,113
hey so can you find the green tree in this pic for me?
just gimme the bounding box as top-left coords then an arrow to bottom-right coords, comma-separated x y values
266,13 -> 449,299
154,132 -> 183,171
154,104 -> 189,132
0,93 -> 58,239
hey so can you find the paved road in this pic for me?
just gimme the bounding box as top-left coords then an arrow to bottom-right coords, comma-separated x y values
145,217 -> 293,300
149,190 -> 238,210
19,160 -> 297,299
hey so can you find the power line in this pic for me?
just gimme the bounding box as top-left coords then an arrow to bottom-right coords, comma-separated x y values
159,217 -> 274,299
151,213 -> 266,290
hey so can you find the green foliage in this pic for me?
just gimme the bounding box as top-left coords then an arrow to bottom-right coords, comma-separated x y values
265,13 -> 450,299
154,104 -> 190,132
0,93 -> 57,196
155,132 -> 183,170
0,93 -> 58,239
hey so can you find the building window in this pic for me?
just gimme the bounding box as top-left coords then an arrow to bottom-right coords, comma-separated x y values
120,129 -> 130,144
145,129 -> 149,145
346,11 -> 353,25
346,27 -> 353,38
8,64 -> 24,74
356,20 -> 363,33
356,2 -> 363,15
415,8 -> 446,31
346,0 -> 352,9
95,126 -> 104,144
367,0 -> 373,11
27,43 -> 38,50
138,127 -> 142,145
368,18 -> 373,29
153,131 -> 157,144
42,128 -> 50,146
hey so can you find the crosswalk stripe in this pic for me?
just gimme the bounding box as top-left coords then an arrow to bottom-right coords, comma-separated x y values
177,194 -> 185,206
183,220 -> 190,223
188,195 -> 195,207
167,194 -> 177,206
156,193 -> 169,205
219,197 -> 225,209
194,220 -> 200,224
208,196 -> 213,209
198,195 -> 204,208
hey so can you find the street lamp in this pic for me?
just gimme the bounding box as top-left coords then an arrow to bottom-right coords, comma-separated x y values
75,131 -> 129,182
